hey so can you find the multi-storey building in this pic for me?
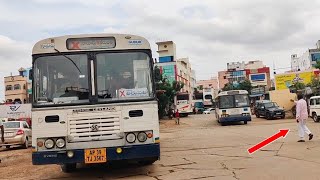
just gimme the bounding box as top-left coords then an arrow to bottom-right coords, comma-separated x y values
4,67 -> 32,104
155,41 -> 195,94
218,61 -> 271,91
291,40 -> 320,72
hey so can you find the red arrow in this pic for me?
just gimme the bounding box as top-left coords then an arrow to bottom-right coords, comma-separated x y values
248,129 -> 289,154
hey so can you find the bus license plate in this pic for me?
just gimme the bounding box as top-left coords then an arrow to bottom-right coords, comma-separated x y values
84,148 -> 107,164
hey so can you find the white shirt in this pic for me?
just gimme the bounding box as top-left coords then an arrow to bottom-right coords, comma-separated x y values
296,99 -> 309,120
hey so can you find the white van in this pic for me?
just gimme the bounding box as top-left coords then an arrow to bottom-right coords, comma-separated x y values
309,96 -> 320,122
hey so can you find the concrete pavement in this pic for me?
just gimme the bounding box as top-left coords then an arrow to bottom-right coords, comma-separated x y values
1,114 -> 320,179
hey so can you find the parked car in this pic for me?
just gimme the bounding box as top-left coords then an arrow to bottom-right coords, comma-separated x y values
0,121 -> 32,149
255,101 -> 285,120
309,96 -> 320,122
253,100 -> 271,115
193,102 -> 205,114
203,108 -> 215,114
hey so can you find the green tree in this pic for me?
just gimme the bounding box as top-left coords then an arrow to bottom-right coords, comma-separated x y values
222,83 -> 234,91
238,79 -> 253,93
155,66 -> 184,119
314,61 -> 320,69
289,81 -> 306,94
222,80 -> 253,92
306,77 -> 320,95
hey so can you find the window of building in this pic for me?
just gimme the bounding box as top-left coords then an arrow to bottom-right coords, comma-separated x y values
14,84 -> 21,90
23,84 -> 26,90
6,85 -> 12,91
14,99 -> 22,104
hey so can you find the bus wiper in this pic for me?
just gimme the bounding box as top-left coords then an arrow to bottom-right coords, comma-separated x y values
54,48 -> 82,73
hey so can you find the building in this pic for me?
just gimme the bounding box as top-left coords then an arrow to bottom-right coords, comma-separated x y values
155,41 -> 195,94
218,71 -> 229,89
218,60 -> 271,91
196,77 -> 219,103
4,67 -> 32,104
196,77 -> 219,90
191,70 -> 197,91
290,40 -> 320,72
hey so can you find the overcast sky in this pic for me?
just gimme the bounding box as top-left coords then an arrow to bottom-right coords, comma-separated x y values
1,0 -> 320,101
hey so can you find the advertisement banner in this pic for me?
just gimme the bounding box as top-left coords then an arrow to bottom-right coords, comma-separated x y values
161,65 -> 176,83
275,71 -> 315,90
0,104 -> 31,119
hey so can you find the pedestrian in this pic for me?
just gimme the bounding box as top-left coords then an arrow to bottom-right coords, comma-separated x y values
296,94 -> 313,142
0,120 -> 4,143
175,109 -> 180,125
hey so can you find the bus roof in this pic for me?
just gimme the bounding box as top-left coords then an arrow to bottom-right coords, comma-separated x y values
218,90 -> 249,96
32,33 -> 151,54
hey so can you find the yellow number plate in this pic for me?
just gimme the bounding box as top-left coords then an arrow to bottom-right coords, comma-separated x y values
84,148 -> 107,164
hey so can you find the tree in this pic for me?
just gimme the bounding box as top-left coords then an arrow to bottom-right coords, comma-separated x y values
238,79 -> 253,93
314,61 -> 320,69
154,66 -> 184,119
289,81 -> 306,94
222,83 -> 234,91
222,80 -> 253,93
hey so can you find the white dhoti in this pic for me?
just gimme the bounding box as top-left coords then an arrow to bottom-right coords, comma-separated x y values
298,119 -> 311,140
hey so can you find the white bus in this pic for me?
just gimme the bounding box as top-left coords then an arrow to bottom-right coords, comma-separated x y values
31,34 -> 160,172
203,88 -> 213,107
175,92 -> 193,117
215,90 -> 251,125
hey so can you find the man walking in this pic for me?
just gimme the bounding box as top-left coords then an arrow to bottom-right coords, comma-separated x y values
175,109 -> 180,125
296,94 -> 313,142
0,120 -> 4,143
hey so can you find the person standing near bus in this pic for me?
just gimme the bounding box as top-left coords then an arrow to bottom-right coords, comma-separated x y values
0,120 -> 4,143
296,94 -> 313,142
175,109 -> 180,125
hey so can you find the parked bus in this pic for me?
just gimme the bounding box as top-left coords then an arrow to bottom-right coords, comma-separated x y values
215,90 -> 251,125
175,92 -> 192,117
192,92 -> 204,114
203,88 -> 213,107
31,34 -> 160,172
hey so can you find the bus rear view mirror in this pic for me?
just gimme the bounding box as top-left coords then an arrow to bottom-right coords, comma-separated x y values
154,66 -> 161,82
29,69 -> 33,80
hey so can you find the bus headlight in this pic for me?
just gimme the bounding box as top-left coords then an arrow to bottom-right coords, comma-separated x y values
44,139 -> 55,149
126,133 -> 136,143
137,132 -> 147,142
56,138 -> 66,148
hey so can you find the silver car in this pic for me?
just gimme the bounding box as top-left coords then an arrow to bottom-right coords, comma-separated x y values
0,121 -> 32,149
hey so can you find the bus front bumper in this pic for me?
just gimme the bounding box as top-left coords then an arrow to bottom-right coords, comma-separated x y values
32,143 -> 160,165
220,116 -> 251,122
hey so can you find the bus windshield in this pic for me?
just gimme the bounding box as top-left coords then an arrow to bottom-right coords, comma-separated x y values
177,94 -> 189,100
34,54 -> 89,105
96,52 -> 153,102
219,94 -> 250,109
219,95 -> 234,109
33,52 -> 153,105
235,94 -> 250,107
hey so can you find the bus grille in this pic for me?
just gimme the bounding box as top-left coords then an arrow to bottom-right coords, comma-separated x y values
68,113 -> 121,142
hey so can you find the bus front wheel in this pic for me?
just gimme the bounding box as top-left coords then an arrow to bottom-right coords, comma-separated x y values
61,163 -> 76,173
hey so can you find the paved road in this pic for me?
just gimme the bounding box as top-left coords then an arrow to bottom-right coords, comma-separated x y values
1,114 -> 320,180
